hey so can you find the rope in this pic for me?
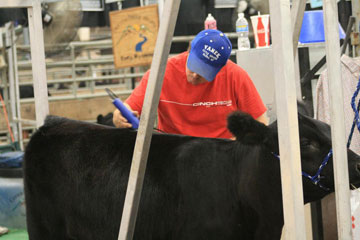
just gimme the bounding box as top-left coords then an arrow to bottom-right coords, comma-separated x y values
347,74 -> 360,148
0,92 -> 15,143
301,149 -> 332,191
272,152 -> 330,191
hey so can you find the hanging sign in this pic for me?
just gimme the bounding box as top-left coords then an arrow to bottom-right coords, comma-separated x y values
110,4 -> 159,69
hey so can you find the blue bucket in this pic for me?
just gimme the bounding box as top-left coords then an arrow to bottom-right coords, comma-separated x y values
299,10 -> 346,44
0,151 -> 23,168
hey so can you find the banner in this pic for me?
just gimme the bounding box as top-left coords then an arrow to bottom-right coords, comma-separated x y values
110,5 -> 159,68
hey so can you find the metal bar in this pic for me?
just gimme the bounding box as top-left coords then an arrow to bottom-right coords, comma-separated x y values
0,0 -> 33,8
0,29 -> 3,49
17,50 -> 238,69
19,90 -> 133,103
118,0 -> 181,239
16,32 -> 239,50
323,0 -> 352,239
27,1 -> 49,127
0,29 -> 10,123
290,0 -> 307,58
17,73 -> 145,85
86,50 -> 96,93
341,17 -> 356,55
11,25 -> 24,150
71,46 -> 77,97
17,57 -> 116,68
0,69 -> 8,110
15,33 -> 239,68
294,51 -> 302,99
13,117 -> 37,126
5,23 -> 20,143
269,0 -> 306,239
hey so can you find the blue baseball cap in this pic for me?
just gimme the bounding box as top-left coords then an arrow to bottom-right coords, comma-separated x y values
187,29 -> 232,82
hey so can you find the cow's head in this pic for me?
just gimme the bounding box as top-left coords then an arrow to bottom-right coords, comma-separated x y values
227,111 -> 360,202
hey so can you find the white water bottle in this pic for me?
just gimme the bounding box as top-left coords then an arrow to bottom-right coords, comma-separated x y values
236,13 -> 250,50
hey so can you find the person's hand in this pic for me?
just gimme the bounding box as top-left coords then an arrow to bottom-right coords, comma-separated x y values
113,104 -> 139,128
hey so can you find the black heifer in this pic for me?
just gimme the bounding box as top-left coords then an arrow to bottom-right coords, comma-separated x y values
24,112 -> 360,240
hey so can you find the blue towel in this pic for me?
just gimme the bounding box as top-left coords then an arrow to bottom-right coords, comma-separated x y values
0,152 -> 24,168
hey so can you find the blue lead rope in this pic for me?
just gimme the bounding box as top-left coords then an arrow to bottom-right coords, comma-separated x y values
347,75 -> 360,148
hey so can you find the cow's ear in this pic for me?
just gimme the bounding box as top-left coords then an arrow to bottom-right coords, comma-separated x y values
97,114 -> 104,123
227,111 -> 272,145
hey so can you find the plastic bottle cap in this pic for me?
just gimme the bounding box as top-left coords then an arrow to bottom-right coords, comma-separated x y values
206,13 -> 215,21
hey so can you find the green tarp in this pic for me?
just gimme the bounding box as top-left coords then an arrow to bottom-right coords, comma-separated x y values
0,229 -> 28,240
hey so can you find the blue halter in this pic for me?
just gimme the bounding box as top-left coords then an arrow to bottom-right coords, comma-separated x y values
272,151 -> 332,191
301,150 -> 332,191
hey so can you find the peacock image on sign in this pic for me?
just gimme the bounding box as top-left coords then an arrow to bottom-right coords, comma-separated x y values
136,34 -> 147,52
115,24 -> 153,52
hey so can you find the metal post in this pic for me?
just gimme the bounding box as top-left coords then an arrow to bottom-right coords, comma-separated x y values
290,0 -> 307,101
5,23 -> 20,143
0,29 -> 9,118
117,0 -> 181,239
27,0 -> 49,127
269,0 -> 306,239
11,25 -> 24,150
290,0 -> 306,58
71,45 -> 78,97
87,49 -> 96,93
23,27 -> 30,60
158,0 -> 164,18
294,51 -> 302,99
323,0 -> 352,239
290,0 -> 305,103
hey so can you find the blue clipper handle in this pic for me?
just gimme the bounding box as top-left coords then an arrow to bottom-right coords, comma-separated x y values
113,98 -> 139,129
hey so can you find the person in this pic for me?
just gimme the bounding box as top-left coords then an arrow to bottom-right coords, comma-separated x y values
113,29 -> 267,139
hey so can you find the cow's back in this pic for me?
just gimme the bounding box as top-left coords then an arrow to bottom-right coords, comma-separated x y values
24,116 -> 251,240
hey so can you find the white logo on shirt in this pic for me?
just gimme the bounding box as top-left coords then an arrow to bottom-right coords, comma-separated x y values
160,100 -> 232,107
193,100 -> 232,107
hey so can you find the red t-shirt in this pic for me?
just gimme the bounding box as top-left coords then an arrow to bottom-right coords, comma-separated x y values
126,52 -> 266,139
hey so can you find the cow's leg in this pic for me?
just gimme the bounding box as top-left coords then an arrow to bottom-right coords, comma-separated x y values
26,222 -> 50,240
25,198 -> 51,240
254,222 -> 283,240
27,216 -> 70,240
27,218 -> 68,240
25,197 -> 69,240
